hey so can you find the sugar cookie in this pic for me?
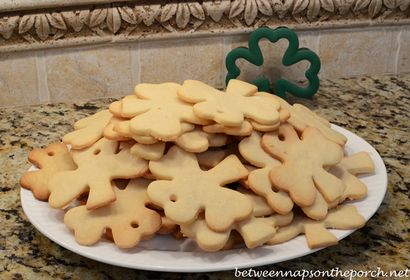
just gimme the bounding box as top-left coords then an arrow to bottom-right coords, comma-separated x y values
203,120 -> 253,136
262,124 -> 344,207
103,116 -> 130,141
239,131 -> 294,214
330,152 -> 375,202
64,179 -> 161,248
63,110 -> 112,149
176,128 -> 227,153
20,143 -> 76,201
108,101 -> 123,117
269,94 -> 347,146
147,146 -> 252,232
181,211 -> 293,252
268,205 -> 365,249
49,138 -> 148,210
123,83 -> 208,141
130,142 -> 166,161
178,79 -> 280,126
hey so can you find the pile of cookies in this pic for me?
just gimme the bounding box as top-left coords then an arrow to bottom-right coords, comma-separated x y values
20,79 -> 375,252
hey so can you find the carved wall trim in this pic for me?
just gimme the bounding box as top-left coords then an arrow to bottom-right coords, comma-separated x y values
0,0 -> 409,52
0,0 -> 132,13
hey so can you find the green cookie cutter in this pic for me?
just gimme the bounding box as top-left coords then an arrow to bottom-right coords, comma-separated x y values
225,26 -> 321,99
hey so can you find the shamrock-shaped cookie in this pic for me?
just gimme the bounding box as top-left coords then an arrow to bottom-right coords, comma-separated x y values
238,187 -> 274,217
301,191 -> 329,220
239,132 -> 293,214
178,79 -> 280,127
181,213 -> 292,252
262,124 -> 345,208
121,83 -> 207,141
268,205 -> 365,249
298,152 -> 374,219
147,146 -> 252,232
130,142 -> 166,161
64,179 -> 161,248
63,110 -> 112,149
249,120 -> 280,132
115,120 -> 196,144
270,94 -> 347,146
113,120 -> 163,145
330,152 -> 375,203
20,143 -> 77,201
108,100 -> 123,117
181,190 -> 292,251
175,127 -> 228,153
103,116 -> 131,141
48,138 -> 148,210
203,120 -> 253,136
130,126 -> 227,161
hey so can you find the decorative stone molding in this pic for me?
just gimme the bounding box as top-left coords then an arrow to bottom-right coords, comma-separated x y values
0,0 -> 409,52
0,0 -> 131,13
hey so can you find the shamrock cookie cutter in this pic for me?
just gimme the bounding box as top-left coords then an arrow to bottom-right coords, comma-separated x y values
225,27 -> 321,99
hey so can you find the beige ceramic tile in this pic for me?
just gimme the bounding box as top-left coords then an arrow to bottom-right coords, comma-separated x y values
319,28 -> 398,79
225,31 -> 319,87
139,36 -> 224,88
45,44 -> 134,102
0,52 -> 39,107
398,28 -> 410,74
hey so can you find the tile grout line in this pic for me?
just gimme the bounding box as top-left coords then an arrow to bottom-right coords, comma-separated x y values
315,32 -> 320,55
35,51 -> 50,103
394,28 -> 402,74
314,31 -> 322,78
137,43 -> 141,84
130,43 -> 140,86
221,36 -> 231,89
138,43 -> 141,84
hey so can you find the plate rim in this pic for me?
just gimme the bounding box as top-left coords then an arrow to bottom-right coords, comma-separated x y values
20,124 -> 388,273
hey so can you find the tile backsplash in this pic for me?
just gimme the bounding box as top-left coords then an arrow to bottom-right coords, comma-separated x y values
140,37 -> 224,88
0,52 -> 39,107
319,28 -> 400,78
44,45 -> 134,103
0,25 -> 409,108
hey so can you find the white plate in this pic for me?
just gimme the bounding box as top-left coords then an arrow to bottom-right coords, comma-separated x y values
20,125 -> 387,272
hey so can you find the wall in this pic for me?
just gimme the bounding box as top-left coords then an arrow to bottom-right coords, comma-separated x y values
0,0 -> 409,108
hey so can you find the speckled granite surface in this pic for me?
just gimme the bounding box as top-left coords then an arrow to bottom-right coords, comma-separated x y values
0,74 -> 409,279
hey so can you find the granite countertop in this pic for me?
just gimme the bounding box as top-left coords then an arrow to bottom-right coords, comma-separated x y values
0,74 -> 409,279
